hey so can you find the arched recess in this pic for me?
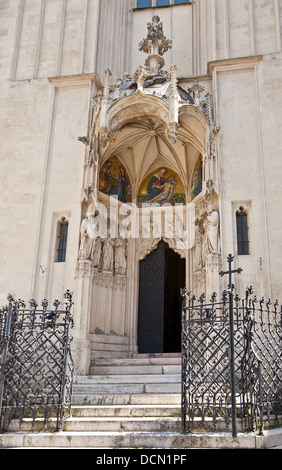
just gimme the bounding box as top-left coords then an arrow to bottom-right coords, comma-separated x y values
97,91 -> 209,204
91,91 -> 210,356
99,154 -> 132,203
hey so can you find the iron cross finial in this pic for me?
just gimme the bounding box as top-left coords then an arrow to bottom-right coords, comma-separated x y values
219,254 -> 243,293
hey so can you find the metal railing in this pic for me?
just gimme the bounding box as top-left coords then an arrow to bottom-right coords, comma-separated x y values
0,290 -> 74,432
181,255 -> 282,436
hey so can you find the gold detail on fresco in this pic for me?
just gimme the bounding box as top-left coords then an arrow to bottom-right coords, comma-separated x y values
190,156 -> 203,200
138,168 -> 186,207
99,156 -> 132,203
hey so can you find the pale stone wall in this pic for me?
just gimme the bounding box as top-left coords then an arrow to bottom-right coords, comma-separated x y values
2,1 -> 282,81
1,1 -> 282,364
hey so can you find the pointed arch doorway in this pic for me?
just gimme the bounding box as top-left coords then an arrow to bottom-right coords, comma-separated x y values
137,240 -> 185,354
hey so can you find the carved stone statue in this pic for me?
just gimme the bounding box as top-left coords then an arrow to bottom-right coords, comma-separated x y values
193,225 -> 204,271
101,238 -> 115,273
92,236 -> 102,269
204,205 -> 220,254
114,237 -> 127,276
79,205 -> 96,260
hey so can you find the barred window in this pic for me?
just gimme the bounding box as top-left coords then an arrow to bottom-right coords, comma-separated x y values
136,0 -> 191,8
236,207 -> 249,255
57,218 -> 68,262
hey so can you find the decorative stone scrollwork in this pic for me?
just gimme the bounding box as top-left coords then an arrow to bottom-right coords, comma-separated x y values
137,236 -> 186,261
76,259 -> 94,279
137,237 -> 161,261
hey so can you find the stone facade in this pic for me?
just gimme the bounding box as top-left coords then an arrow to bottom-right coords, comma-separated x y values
1,0 -> 282,373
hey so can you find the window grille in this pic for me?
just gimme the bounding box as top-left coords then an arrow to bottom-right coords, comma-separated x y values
236,207 -> 249,255
57,219 -> 68,262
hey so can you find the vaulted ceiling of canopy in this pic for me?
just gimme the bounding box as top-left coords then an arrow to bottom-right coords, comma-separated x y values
99,105 -> 206,201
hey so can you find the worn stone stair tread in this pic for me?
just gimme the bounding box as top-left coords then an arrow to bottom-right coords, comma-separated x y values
7,416 -> 182,434
73,384 -> 181,395
89,365 -> 181,375
90,356 -> 181,368
74,374 -> 181,384
71,404 -> 181,416
1,429 -> 276,449
72,394 -> 181,405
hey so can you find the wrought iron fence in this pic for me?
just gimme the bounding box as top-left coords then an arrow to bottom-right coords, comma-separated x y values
0,290 -> 74,432
181,256 -> 282,436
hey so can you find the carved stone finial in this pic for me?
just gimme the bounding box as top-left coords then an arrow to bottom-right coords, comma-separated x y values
188,81 -> 205,106
138,16 -> 172,73
134,65 -> 149,91
102,69 -> 112,103
99,69 -> 112,148
169,64 -> 178,96
168,64 -> 179,143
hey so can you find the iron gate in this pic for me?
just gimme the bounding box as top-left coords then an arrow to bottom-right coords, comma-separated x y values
181,256 -> 282,436
0,290 -> 74,431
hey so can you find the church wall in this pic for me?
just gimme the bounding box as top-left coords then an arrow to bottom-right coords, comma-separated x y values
216,62 -> 268,296
0,78 -> 53,306
1,0 -> 282,365
214,53 -> 282,300
34,83 -> 90,302
0,0 -> 20,80
0,76 -> 92,306
2,1 -> 282,83
256,53 -> 282,299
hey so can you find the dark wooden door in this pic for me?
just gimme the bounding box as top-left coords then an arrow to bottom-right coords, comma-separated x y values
138,241 -> 185,354
138,241 -> 165,353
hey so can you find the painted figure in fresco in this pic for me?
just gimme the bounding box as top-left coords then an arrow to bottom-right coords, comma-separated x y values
142,168 -> 167,202
138,167 -> 186,206
190,158 -> 203,199
110,166 -> 128,203
147,176 -> 177,205
99,157 -> 130,202
99,160 -> 116,195
142,168 -> 178,206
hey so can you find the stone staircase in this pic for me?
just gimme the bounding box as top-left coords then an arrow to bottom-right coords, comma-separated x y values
0,354 -> 185,448
0,353 -> 281,448
74,353 -> 182,405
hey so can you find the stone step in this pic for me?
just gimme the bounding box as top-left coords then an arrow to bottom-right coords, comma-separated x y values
8,416 -> 182,433
1,429 -> 279,449
90,355 -> 181,369
71,404 -> 181,418
74,373 -> 181,385
72,393 -> 181,406
90,364 -> 181,375
73,382 -> 181,396
132,353 -> 181,358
